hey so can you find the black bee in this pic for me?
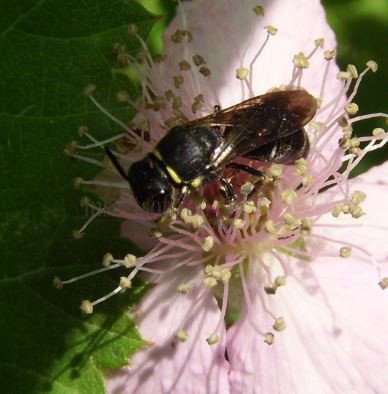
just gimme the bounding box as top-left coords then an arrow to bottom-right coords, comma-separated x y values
105,89 -> 317,213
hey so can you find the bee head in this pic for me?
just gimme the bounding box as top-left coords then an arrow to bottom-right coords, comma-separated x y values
128,157 -> 173,214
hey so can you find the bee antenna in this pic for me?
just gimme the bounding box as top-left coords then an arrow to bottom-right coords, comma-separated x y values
104,146 -> 129,181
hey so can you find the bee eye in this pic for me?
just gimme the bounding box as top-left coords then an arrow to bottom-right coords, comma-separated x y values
128,158 -> 173,214
142,188 -> 172,213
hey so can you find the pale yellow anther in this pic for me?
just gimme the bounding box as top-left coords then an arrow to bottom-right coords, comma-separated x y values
179,60 -> 191,71
176,329 -> 188,342
244,201 -> 257,213
347,64 -> 358,79
301,218 -> 312,235
200,201 -> 207,210
173,75 -> 184,89
283,213 -> 299,229
281,189 -> 297,205
295,158 -> 307,176
273,317 -> 286,332
181,208 -> 204,228
236,67 -> 249,80
351,191 -> 367,206
102,252 -> 114,267
64,141 -> 77,157
351,206 -> 364,219
264,332 -> 274,345
203,277 -> 217,289
212,200 -> 219,210
72,230 -> 84,240
252,5 -> 264,16
302,175 -> 313,187
73,177 -> 84,189
123,254 -> 136,268
350,137 -> 360,148
233,218 -> 244,229
366,60 -> 378,72
220,268 -> 231,284
339,137 -> 351,150
261,197 -> 271,208
324,50 -> 336,60
345,103 -> 359,115
264,25 -> 278,35
192,54 -> 206,66
80,300 -> 94,314
177,283 -> 190,294
372,128 -> 385,138
78,126 -> 88,136
80,197 -> 90,208
119,276 -> 132,289
53,276 -> 63,289
331,204 -> 342,218
241,181 -> 254,195
309,121 -> 323,132
349,147 -> 361,156
204,265 -> 214,276
339,246 -> 352,258
343,126 -> 353,138
116,90 -> 130,103
128,24 -> 138,35
211,266 -> 222,280
268,164 -> 282,178
153,230 -> 163,238
206,333 -> 219,345
274,276 -> 286,287
265,220 -> 277,234
337,71 -> 351,80
293,52 -> 309,68
199,66 -> 211,77
264,284 -> 277,295
83,84 -> 96,96
202,236 -> 214,252
338,117 -> 349,127
378,278 -> 388,290
190,214 -> 204,229
314,38 -> 324,48
341,203 -> 351,214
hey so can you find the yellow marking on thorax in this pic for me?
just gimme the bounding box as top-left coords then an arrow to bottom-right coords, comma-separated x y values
166,166 -> 182,184
153,149 -> 163,161
153,149 -> 182,184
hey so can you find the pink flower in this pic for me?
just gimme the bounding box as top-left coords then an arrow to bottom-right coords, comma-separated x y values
59,0 -> 388,392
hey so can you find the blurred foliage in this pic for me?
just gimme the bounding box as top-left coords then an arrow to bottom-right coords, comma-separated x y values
323,0 -> 387,175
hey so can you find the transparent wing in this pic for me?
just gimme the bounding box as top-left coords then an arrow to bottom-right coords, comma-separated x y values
187,89 -> 317,166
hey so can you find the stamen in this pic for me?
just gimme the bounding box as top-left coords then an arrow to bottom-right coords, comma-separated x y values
87,94 -> 142,143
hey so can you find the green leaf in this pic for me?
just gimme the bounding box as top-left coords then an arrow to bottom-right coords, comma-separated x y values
0,1 -> 157,392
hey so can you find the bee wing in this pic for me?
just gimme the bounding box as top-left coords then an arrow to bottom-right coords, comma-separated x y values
188,89 -> 317,166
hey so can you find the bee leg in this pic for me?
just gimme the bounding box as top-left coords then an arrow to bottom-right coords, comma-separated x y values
219,177 -> 236,202
225,163 -> 265,179
173,186 -> 188,210
226,163 -> 266,200
104,147 -> 129,181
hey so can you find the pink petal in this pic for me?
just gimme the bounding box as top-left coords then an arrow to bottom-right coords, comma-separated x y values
121,219 -> 158,251
227,163 -> 388,393
107,268 -> 230,393
315,161 -> 388,262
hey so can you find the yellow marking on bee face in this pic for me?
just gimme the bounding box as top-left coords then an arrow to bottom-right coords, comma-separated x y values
191,177 -> 203,188
166,166 -> 182,184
